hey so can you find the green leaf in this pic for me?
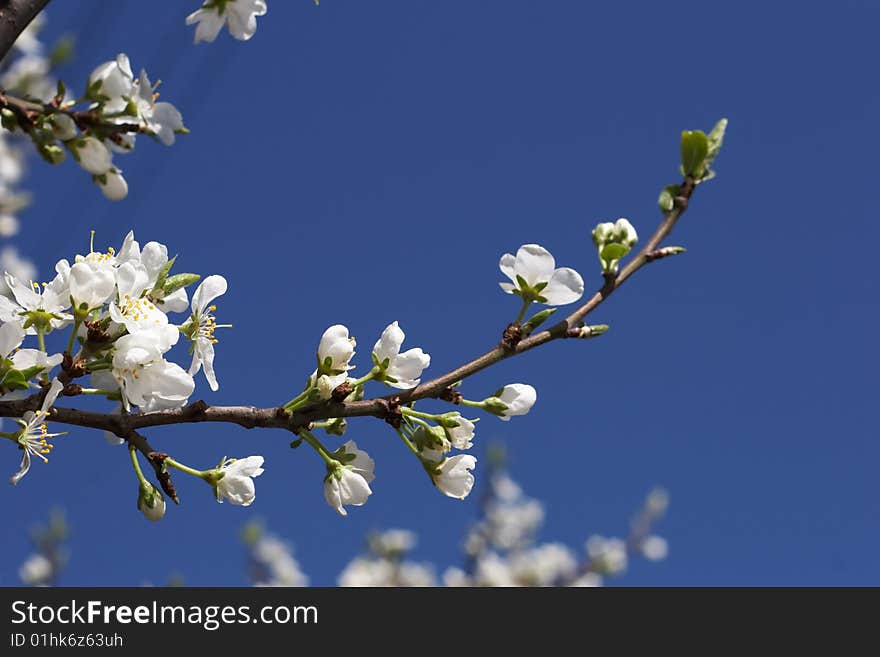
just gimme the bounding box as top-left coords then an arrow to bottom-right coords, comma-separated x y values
680,130 -> 709,177
48,36 -> 74,68
706,118 -> 728,164
0,369 -> 29,391
600,243 -> 630,262
658,184 -> 681,212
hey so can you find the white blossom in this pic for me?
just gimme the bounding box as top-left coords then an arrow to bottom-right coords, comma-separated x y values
112,326 -> 195,411
323,440 -> 374,516
71,137 -> 112,175
132,70 -> 185,146
509,543 -> 578,586
251,534 -> 308,587
215,455 -> 264,506
499,244 -> 584,305
109,261 -> 168,334
97,168 -> 128,201
0,259 -> 71,330
586,536 -> 628,576
317,324 -> 356,374
19,553 -> 53,585
69,260 -> 116,310
186,275 -> 228,392
50,114 -> 78,141
187,0 -> 267,43
641,535 -> 668,561
8,379 -> 65,485
372,321 -> 430,389
494,383 -> 537,421
137,482 -> 166,522
88,54 -> 134,112
427,453 -> 477,500
444,413 -> 476,450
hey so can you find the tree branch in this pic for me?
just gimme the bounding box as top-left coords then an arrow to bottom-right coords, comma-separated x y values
0,0 -> 51,62
0,176 -> 698,440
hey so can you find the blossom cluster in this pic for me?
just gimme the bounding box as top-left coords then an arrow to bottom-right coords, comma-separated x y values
290,319 -> 541,517
2,53 -> 185,201
0,230 -> 226,485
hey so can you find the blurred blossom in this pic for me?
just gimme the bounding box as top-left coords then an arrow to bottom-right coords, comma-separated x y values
641,535 -> 669,562
249,534 -> 308,587
19,553 -> 52,585
586,536 -> 628,576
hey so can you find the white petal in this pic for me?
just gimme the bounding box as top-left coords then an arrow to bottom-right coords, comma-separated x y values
0,321 -> 25,358
373,321 -> 404,362
514,244 -> 555,287
499,252 -> 518,284
192,275 -> 227,315
541,267 -> 584,305
386,348 -> 430,389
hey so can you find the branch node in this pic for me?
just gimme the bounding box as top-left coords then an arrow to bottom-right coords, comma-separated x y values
439,386 -> 463,404
61,384 -> 82,397
500,323 -> 522,351
185,400 -> 209,417
147,451 -> 179,505
382,396 -> 403,429
331,381 -> 353,403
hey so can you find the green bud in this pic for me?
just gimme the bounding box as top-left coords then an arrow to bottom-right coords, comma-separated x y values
521,308 -> 556,335
324,417 -> 347,436
1,108 -> 18,131
411,425 -> 449,452
162,272 -> 200,296
38,143 -> 66,165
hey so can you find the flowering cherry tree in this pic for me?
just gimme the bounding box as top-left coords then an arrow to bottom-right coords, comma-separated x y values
0,2 -> 726,535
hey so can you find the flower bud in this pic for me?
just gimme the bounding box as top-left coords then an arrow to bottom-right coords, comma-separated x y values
96,168 -> 128,201
71,137 -> 111,175
50,113 -> 78,141
137,482 -> 166,522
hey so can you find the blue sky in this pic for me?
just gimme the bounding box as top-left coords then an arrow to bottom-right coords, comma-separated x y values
1,0 -> 878,586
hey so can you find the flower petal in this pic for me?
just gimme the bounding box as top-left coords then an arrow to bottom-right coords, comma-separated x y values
541,267 -> 584,305
514,244 -> 555,287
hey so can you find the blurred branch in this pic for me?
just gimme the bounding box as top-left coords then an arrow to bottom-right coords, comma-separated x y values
0,0 -> 51,62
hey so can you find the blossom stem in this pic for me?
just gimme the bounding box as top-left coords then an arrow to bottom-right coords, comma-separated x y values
128,444 -> 149,488
458,398 -> 485,409
299,429 -> 336,466
349,367 -> 379,388
66,318 -> 81,355
395,426 -> 421,459
164,457 -> 208,480
400,407 -> 442,422
514,298 -> 532,325
36,328 -> 46,353
283,388 -> 312,411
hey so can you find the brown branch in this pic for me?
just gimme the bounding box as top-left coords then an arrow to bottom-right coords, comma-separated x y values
0,176 -> 698,439
0,0 -> 51,62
